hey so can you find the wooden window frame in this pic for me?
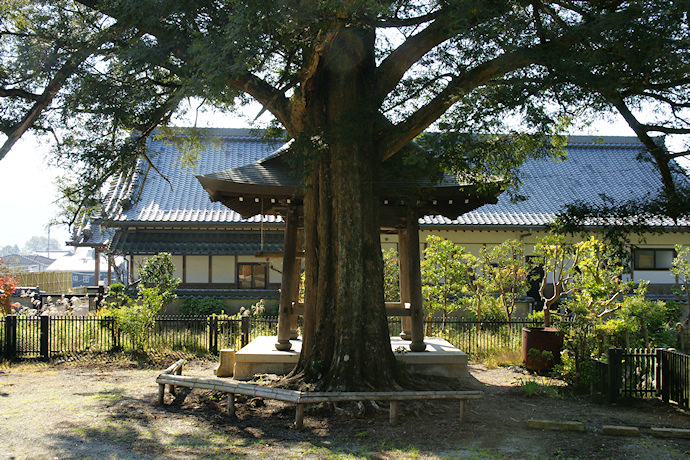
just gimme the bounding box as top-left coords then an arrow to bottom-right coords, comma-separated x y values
633,248 -> 675,271
237,262 -> 268,289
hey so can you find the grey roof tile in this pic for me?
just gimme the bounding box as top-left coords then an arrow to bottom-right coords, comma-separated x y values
104,129 -> 285,224
441,136 -> 689,228
102,131 -> 686,230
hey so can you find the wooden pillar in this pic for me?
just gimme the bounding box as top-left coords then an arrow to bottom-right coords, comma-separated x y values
397,228 -> 412,340
290,228 -> 303,340
276,206 -> 299,351
129,255 -> 135,284
405,207 -> 426,352
107,254 -> 113,286
94,247 -> 101,286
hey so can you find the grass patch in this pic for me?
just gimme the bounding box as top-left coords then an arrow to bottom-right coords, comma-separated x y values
514,377 -> 560,397
481,348 -> 523,369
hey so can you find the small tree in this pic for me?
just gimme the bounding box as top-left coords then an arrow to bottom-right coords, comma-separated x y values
532,234 -> 580,327
103,253 -> 180,350
557,238 -> 634,385
382,248 -> 400,302
138,252 -> 180,309
671,244 -> 690,327
483,239 -> 529,320
421,236 -> 472,328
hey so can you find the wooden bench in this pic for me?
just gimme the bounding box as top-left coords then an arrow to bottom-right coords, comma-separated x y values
156,360 -> 483,428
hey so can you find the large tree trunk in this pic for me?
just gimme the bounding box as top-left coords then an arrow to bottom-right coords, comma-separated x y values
291,26 -> 403,391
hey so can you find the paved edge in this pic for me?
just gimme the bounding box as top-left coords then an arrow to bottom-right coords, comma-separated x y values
527,419 -> 585,432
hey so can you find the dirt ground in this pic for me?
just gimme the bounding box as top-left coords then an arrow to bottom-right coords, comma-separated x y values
0,358 -> 688,459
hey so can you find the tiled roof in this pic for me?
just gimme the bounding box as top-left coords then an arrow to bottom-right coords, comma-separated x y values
425,136 -> 688,228
109,230 -> 284,255
100,131 -> 686,230
102,128 -> 285,225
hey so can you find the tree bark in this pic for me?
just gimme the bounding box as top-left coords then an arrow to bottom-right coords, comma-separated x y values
291,26 -> 402,391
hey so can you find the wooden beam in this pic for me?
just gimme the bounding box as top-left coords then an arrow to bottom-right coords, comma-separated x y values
255,251 -> 305,259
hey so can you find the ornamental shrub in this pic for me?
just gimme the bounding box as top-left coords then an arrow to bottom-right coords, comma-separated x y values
179,297 -> 226,316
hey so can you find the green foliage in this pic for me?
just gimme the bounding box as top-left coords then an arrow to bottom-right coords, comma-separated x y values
106,283 -> 130,306
534,236 -> 683,387
420,236 -> 524,322
482,239 -> 529,320
138,253 -> 180,309
421,236 -> 469,316
532,233 -> 577,326
382,248 -> 400,302
514,378 -> 560,398
179,297 -> 226,317
671,245 -> 690,316
3,1 -> 687,228
22,236 -> 63,254
97,253 -> 180,350
108,302 -> 158,351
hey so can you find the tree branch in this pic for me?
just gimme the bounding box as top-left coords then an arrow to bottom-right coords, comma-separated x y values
609,95 -> 678,193
375,5 -> 503,105
373,11 -> 440,28
227,73 -> 295,133
378,48 -> 535,161
0,21 -> 130,161
0,87 -> 41,102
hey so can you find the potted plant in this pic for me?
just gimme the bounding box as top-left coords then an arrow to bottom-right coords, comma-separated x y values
523,234 -> 576,372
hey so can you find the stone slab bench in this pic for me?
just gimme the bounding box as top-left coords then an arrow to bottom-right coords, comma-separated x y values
156,360 -> 483,428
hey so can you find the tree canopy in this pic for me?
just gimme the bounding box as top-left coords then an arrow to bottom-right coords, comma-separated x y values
2,0 -> 689,390
2,1 -> 688,216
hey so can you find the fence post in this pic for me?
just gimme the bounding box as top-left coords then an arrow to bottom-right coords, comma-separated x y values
40,315 -> 50,360
659,348 -> 670,403
5,315 -> 17,360
608,347 -> 622,404
110,317 -> 120,351
241,315 -> 249,348
209,316 -> 218,355
656,348 -> 663,398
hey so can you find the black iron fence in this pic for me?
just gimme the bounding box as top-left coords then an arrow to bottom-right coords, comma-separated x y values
2,314 -> 534,361
0,315 -> 268,360
416,317 -> 542,358
592,347 -> 690,411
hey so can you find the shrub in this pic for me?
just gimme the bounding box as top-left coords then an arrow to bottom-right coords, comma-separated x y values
138,253 -> 180,308
179,297 -> 226,316
106,283 -> 130,306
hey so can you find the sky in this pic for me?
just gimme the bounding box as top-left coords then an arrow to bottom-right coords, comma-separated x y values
0,105 -> 264,251
0,108 -> 649,252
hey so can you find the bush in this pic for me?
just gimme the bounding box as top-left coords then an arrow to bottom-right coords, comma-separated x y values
106,283 -> 130,306
179,297 -> 226,316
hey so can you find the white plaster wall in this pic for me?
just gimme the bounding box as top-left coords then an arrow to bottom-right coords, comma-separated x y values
212,255 -> 235,284
170,255 -> 183,280
186,256 -> 209,283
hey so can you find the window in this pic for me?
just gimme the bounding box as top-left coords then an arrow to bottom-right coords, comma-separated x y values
237,263 -> 267,289
633,248 -> 674,270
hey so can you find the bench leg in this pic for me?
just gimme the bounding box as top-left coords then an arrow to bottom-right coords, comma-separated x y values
168,384 -> 176,396
157,383 -> 165,405
460,400 -> 467,422
227,393 -> 235,417
389,401 -> 399,426
295,403 -> 305,429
